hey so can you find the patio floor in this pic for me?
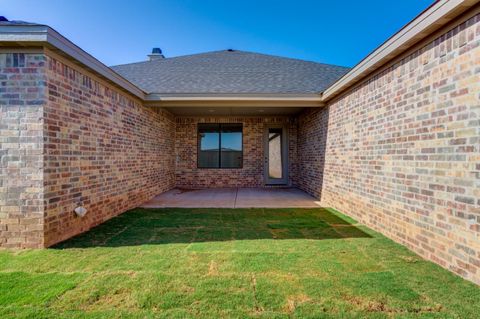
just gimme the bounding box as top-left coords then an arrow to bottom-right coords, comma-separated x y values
141,187 -> 321,208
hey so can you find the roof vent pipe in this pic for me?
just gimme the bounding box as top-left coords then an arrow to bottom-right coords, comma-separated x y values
148,47 -> 165,61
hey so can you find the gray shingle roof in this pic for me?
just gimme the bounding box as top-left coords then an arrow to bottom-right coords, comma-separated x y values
111,50 -> 350,94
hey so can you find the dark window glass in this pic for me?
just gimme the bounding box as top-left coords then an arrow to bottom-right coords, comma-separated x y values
198,123 -> 243,168
198,124 -> 220,168
220,124 -> 243,168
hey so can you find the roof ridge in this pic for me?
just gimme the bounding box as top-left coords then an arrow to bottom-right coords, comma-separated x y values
110,49 -> 351,69
222,49 -> 351,69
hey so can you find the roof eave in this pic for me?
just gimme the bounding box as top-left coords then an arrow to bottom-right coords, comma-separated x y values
321,0 -> 479,102
0,24 -> 146,99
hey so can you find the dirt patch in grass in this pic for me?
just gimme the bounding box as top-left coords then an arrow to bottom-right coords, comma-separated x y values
85,288 -> 138,311
284,294 -> 311,313
179,284 -> 195,294
344,294 -> 444,314
208,260 -> 219,276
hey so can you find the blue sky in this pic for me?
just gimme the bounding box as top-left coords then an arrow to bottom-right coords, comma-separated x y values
2,0 -> 433,67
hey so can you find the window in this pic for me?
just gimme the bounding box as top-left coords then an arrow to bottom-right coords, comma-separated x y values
198,123 -> 243,168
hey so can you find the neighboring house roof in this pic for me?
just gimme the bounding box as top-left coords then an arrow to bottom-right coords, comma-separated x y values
111,50 -> 350,94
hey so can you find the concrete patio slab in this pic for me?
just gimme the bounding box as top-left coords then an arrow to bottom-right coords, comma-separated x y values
140,187 -> 321,208
235,188 -> 321,208
141,188 -> 237,208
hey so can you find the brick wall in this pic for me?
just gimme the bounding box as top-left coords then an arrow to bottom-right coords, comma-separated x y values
42,53 -> 176,246
297,107 -> 329,198
175,116 -> 297,188
298,14 -> 480,284
0,53 -> 46,248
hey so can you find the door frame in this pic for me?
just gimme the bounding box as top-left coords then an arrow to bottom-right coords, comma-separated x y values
263,124 -> 289,185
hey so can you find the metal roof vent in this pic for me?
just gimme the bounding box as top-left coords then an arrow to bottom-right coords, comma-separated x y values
148,47 -> 165,61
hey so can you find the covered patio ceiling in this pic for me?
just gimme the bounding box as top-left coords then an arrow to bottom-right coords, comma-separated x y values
163,106 -> 307,116
145,93 -> 324,116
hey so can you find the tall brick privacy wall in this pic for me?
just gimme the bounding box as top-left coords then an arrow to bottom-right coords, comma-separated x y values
175,116 -> 297,188
0,53 -> 46,248
297,13 -> 480,284
42,52 -> 176,246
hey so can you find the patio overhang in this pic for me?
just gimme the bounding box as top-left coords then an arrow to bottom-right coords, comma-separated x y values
144,93 -> 324,115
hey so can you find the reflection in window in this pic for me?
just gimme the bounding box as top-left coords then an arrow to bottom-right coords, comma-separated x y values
198,124 -> 220,168
198,123 -> 242,168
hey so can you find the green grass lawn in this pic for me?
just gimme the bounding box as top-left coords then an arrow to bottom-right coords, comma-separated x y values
1,208 -> 479,318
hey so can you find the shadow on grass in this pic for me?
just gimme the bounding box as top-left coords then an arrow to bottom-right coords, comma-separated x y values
53,208 -> 372,249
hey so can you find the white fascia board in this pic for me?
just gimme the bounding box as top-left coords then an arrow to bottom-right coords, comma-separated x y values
322,0 -> 478,101
0,25 -> 49,42
145,93 -> 323,101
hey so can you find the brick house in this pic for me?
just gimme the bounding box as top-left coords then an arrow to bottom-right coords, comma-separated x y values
0,0 -> 479,285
